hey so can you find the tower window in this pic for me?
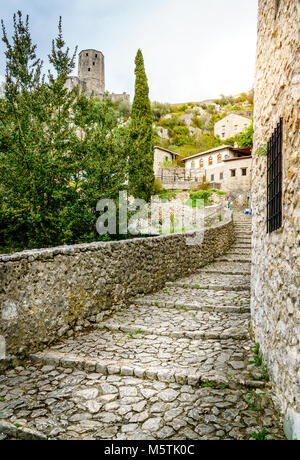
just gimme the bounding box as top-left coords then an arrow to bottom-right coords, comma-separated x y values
231,169 -> 236,177
88,68 -> 91,72
93,62 -> 95,66
86,53 -> 89,56
95,54 -> 98,58
242,168 -> 247,176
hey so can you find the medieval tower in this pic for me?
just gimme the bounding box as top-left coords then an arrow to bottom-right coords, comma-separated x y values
78,49 -> 105,97
65,48 -> 130,102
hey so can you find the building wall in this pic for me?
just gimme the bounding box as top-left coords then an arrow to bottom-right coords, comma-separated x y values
207,158 -> 252,193
215,114 -> 252,140
65,49 -> 130,102
78,49 -> 105,95
185,148 -> 234,171
154,148 -> 176,176
184,149 -> 252,194
251,0 -> 300,440
0,215 -> 234,356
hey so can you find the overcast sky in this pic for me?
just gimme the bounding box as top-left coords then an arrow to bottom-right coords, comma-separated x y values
0,0 -> 258,103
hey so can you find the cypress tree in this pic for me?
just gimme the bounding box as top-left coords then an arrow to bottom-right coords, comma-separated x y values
128,49 -> 154,202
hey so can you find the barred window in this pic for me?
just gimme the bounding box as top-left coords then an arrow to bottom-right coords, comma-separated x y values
267,118 -> 283,233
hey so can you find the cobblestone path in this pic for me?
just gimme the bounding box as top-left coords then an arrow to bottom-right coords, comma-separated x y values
0,214 -> 285,440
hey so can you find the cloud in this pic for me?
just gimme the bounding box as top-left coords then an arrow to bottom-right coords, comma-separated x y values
0,0 -> 258,103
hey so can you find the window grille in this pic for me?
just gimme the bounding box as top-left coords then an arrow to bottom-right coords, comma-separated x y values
267,118 -> 283,233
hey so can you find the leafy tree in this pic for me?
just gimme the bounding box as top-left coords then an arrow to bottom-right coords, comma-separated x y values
113,97 -> 131,119
128,49 -> 154,202
151,101 -> 172,122
238,123 -> 254,147
0,12 -> 128,252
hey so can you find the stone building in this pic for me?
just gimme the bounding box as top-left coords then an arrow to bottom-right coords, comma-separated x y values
154,146 -> 180,176
65,49 -> 130,102
251,0 -> 300,440
215,113 -> 252,140
183,145 -> 252,194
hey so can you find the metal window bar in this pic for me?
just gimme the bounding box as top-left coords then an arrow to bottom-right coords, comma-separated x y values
267,118 -> 283,233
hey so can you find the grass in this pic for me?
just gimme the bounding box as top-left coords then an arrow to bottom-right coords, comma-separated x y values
128,329 -> 144,339
251,430 -> 275,441
201,382 -> 215,388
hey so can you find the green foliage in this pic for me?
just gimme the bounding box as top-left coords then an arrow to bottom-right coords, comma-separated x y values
191,177 -> 211,191
128,49 -> 154,202
255,140 -> 268,157
153,178 -> 163,195
113,98 -> 131,119
192,115 -> 205,130
238,123 -> 254,147
214,94 -> 236,106
251,431 -> 274,441
0,12 -> 128,253
224,123 -> 253,149
249,344 -> 269,382
158,189 -> 178,200
151,101 -> 172,122
201,382 -> 215,388
189,190 -> 212,207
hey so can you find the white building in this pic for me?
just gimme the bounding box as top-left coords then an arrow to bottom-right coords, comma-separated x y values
214,113 -> 252,140
183,145 -> 252,194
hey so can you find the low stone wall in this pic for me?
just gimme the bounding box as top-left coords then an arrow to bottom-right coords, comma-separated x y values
0,212 -> 234,357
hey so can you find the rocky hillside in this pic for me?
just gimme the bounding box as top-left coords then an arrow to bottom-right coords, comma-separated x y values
152,91 -> 254,158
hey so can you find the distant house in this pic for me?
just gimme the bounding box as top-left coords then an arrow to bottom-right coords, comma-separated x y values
154,146 -> 180,176
183,145 -> 252,193
214,113 -> 252,140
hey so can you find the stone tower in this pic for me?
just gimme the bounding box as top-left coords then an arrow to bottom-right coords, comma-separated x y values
78,49 -> 105,97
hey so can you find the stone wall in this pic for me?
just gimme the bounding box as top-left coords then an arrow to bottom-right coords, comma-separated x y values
214,113 -> 252,140
0,213 -> 234,358
252,0 -> 300,440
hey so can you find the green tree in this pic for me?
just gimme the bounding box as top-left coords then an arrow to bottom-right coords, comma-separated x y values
128,49 -> 154,202
238,123 -> 254,147
0,12 -> 128,252
151,101 -> 172,122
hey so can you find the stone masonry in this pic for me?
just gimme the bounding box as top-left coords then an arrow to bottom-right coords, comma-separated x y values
0,213 -> 285,440
251,0 -> 300,439
0,213 -> 234,357
65,49 -> 130,102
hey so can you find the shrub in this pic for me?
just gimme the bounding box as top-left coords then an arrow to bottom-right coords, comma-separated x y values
153,178 -> 163,195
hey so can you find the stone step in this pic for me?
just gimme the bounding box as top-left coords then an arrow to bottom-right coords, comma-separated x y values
231,245 -> 252,250
216,257 -> 251,264
0,364 -> 284,441
199,262 -> 251,276
167,273 -> 250,292
133,287 -> 250,310
29,331 -> 267,391
227,250 -> 251,255
94,304 -> 251,340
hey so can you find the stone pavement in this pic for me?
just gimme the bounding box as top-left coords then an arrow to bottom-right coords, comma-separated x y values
0,214 -> 286,440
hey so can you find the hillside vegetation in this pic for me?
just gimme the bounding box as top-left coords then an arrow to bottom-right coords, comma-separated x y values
152,91 -> 254,157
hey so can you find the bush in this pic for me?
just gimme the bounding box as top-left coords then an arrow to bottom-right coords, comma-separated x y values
191,177 -> 211,192
153,178 -> 163,195
189,190 -> 212,206
151,101 -> 172,122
